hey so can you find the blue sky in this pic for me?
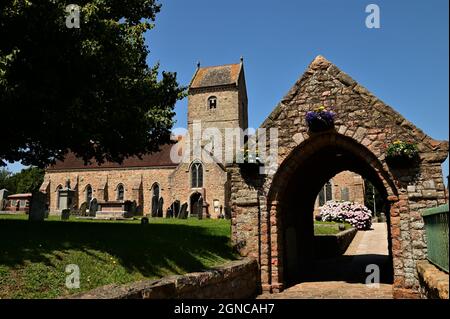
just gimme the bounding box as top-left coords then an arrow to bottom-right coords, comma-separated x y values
7,0 -> 449,182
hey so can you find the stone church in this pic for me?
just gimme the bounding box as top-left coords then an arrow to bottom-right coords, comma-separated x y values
40,58 -> 365,218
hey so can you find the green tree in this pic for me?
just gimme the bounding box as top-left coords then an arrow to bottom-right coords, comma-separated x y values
0,1 -> 184,168
14,167 -> 45,194
0,168 -> 15,192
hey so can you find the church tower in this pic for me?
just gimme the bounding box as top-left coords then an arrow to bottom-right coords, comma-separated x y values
187,58 -> 248,163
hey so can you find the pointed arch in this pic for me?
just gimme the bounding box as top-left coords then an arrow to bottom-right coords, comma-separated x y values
190,160 -> 203,188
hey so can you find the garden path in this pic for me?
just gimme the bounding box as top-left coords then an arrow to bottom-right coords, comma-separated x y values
257,223 -> 393,299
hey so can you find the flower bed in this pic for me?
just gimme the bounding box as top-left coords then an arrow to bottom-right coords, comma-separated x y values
305,106 -> 335,132
319,201 -> 372,230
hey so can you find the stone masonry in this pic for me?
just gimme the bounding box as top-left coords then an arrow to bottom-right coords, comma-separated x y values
229,55 -> 448,298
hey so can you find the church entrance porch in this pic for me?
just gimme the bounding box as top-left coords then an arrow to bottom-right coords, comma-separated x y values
229,56 -> 448,298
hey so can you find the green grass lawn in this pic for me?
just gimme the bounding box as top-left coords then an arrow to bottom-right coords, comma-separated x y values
0,214 -> 237,299
314,221 -> 352,235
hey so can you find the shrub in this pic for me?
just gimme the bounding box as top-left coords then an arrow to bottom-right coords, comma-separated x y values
319,200 -> 372,230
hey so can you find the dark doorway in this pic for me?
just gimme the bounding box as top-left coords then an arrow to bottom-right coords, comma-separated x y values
190,193 -> 203,218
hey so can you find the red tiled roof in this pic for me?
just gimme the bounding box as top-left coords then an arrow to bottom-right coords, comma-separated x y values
8,193 -> 32,199
190,63 -> 241,89
47,143 -> 179,171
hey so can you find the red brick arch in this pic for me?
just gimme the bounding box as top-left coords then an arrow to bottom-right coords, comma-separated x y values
264,132 -> 398,292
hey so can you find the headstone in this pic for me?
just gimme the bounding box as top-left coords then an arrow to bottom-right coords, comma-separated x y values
58,180 -> 75,211
173,201 -> 180,218
197,195 -> 203,220
61,209 -> 70,220
178,203 -> 188,219
89,198 -> 98,217
166,206 -> 173,218
29,191 -> 47,221
157,197 -> 164,217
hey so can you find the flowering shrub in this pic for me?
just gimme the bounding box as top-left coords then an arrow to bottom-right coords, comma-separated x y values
319,200 -> 372,230
386,140 -> 419,166
305,106 -> 335,132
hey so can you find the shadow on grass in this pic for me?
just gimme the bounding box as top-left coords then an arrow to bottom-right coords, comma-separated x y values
0,219 -> 237,278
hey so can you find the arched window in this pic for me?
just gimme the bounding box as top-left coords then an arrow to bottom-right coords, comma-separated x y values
318,180 -> 333,206
86,185 -> 93,203
56,185 -> 63,210
341,187 -> 350,201
191,162 -> 203,188
208,96 -> 217,110
116,184 -> 124,201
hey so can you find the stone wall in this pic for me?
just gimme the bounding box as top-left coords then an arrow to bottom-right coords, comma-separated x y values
45,167 -> 174,215
229,55 -> 449,297
331,171 -> 365,204
66,259 -> 259,299
314,228 -> 358,259
416,260 -> 449,299
168,160 -> 229,218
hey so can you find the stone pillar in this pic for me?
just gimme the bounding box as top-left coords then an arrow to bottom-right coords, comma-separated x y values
269,200 -> 284,293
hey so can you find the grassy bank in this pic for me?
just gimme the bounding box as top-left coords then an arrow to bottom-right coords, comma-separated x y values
0,214 -> 237,299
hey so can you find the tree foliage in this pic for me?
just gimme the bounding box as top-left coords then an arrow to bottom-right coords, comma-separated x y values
0,167 -> 44,194
0,0 -> 184,167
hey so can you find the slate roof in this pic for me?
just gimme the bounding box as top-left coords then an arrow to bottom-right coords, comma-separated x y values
47,143 -> 179,171
190,63 -> 241,89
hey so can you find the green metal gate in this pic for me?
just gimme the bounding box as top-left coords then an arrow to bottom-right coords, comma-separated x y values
421,204 -> 449,273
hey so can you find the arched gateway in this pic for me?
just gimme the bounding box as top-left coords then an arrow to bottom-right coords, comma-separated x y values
229,56 -> 448,298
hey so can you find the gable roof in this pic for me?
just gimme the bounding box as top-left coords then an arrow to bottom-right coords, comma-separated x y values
47,143 -> 179,171
261,55 -> 448,159
190,63 -> 241,89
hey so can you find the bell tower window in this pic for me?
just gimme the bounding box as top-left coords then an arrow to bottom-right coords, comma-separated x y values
208,96 -> 217,109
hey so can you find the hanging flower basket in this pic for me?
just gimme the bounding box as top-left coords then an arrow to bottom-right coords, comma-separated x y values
385,140 -> 419,167
305,106 -> 335,132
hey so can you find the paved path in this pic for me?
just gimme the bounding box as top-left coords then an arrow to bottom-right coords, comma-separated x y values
258,223 -> 393,299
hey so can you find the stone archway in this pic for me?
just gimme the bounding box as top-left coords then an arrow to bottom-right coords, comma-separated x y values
229,55 -> 448,299
268,133 -> 395,287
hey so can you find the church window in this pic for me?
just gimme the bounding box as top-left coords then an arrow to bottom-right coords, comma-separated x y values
86,185 -> 93,203
117,184 -> 124,201
318,180 -> 333,206
191,162 -> 203,188
208,96 -> 217,109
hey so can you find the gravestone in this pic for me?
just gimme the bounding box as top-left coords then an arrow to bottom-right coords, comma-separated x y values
89,198 -> 98,217
173,201 -> 180,218
197,195 -> 203,220
166,206 -> 173,218
28,191 -> 47,221
58,179 -> 75,211
178,203 -> 188,219
61,209 -> 70,220
157,197 -> 164,217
